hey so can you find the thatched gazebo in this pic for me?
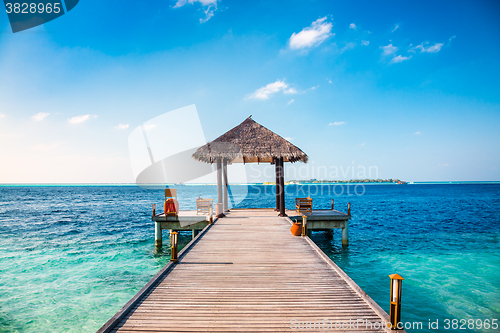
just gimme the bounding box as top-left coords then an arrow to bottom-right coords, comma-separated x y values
192,116 -> 308,217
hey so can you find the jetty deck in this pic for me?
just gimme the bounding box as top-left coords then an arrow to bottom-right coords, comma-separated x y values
99,209 -> 399,333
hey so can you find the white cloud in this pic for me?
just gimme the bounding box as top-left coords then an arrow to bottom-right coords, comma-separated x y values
390,55 -> 412,64
200,6 -> 216,23
414,131 -> 421,135
361,40 -> 369,46
174,0 -> 218,23
341,42 -> 356,53
328,79 -> 332,84
360,142 -> 366,146
289,17 -> 333,50
310,85 -> 319,90
391,24 -> 399,33
174,0 -> 217,6
143,124 -> 156,131
287,99 -> 295,106
411,42 -> 444,53
0,113 -> 5,119
68,115 -> 98,124
31,112 -> 49,122
329,121 -> 346,126
349,23 -> 356,30
424,43 -> 444,53
381,43 -> 398,56
115,124 -> 129,130
246,80 -> 297,100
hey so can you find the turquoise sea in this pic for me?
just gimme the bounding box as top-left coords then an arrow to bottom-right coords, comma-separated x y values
0,184 -> 499,332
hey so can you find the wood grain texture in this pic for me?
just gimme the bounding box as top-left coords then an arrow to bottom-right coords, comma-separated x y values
101,209 -> 403,333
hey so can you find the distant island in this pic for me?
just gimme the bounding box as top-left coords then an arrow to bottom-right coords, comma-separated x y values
263,179 -> 408,185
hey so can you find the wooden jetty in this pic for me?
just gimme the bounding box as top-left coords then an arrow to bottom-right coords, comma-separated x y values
98,209 -> 403,333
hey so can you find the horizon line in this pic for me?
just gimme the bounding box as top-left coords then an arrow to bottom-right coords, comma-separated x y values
1,181 -> 500,186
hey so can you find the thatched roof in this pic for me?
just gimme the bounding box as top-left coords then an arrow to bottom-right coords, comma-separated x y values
192,116 -> 308,164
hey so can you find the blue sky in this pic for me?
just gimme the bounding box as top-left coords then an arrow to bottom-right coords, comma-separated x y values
0,0 -> 499,183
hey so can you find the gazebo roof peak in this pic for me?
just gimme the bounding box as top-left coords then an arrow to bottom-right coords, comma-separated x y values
192,117 -> 308,164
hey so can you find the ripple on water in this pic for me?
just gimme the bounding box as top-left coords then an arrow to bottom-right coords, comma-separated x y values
0,184 -> 499,333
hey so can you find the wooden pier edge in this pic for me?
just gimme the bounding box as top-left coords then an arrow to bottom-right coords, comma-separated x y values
284,217 -> 406,333
96,218 -> 217,333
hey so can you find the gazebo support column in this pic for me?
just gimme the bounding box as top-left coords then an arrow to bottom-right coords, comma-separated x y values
279,157 -> 287,217
275,159 -> 280,211
216,158 -> 224,218
223,159 -> 229,212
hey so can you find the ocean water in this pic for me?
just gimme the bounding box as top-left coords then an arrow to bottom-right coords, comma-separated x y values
0,184 -> 499,332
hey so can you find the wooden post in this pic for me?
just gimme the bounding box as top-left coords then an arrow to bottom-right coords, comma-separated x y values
389,274 -> 404,330
155,222 -> 162,249
223,159 -> 229,212
275,158 -> 280,211
331,199 -> 334,210
170,231 -> 178,261
152,204 -> 156,217
342,221 -> 349,246
192,229 -> 199,239
279,158 -> 287,217
348,202 -> 351,215
302,216 -> 307,236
